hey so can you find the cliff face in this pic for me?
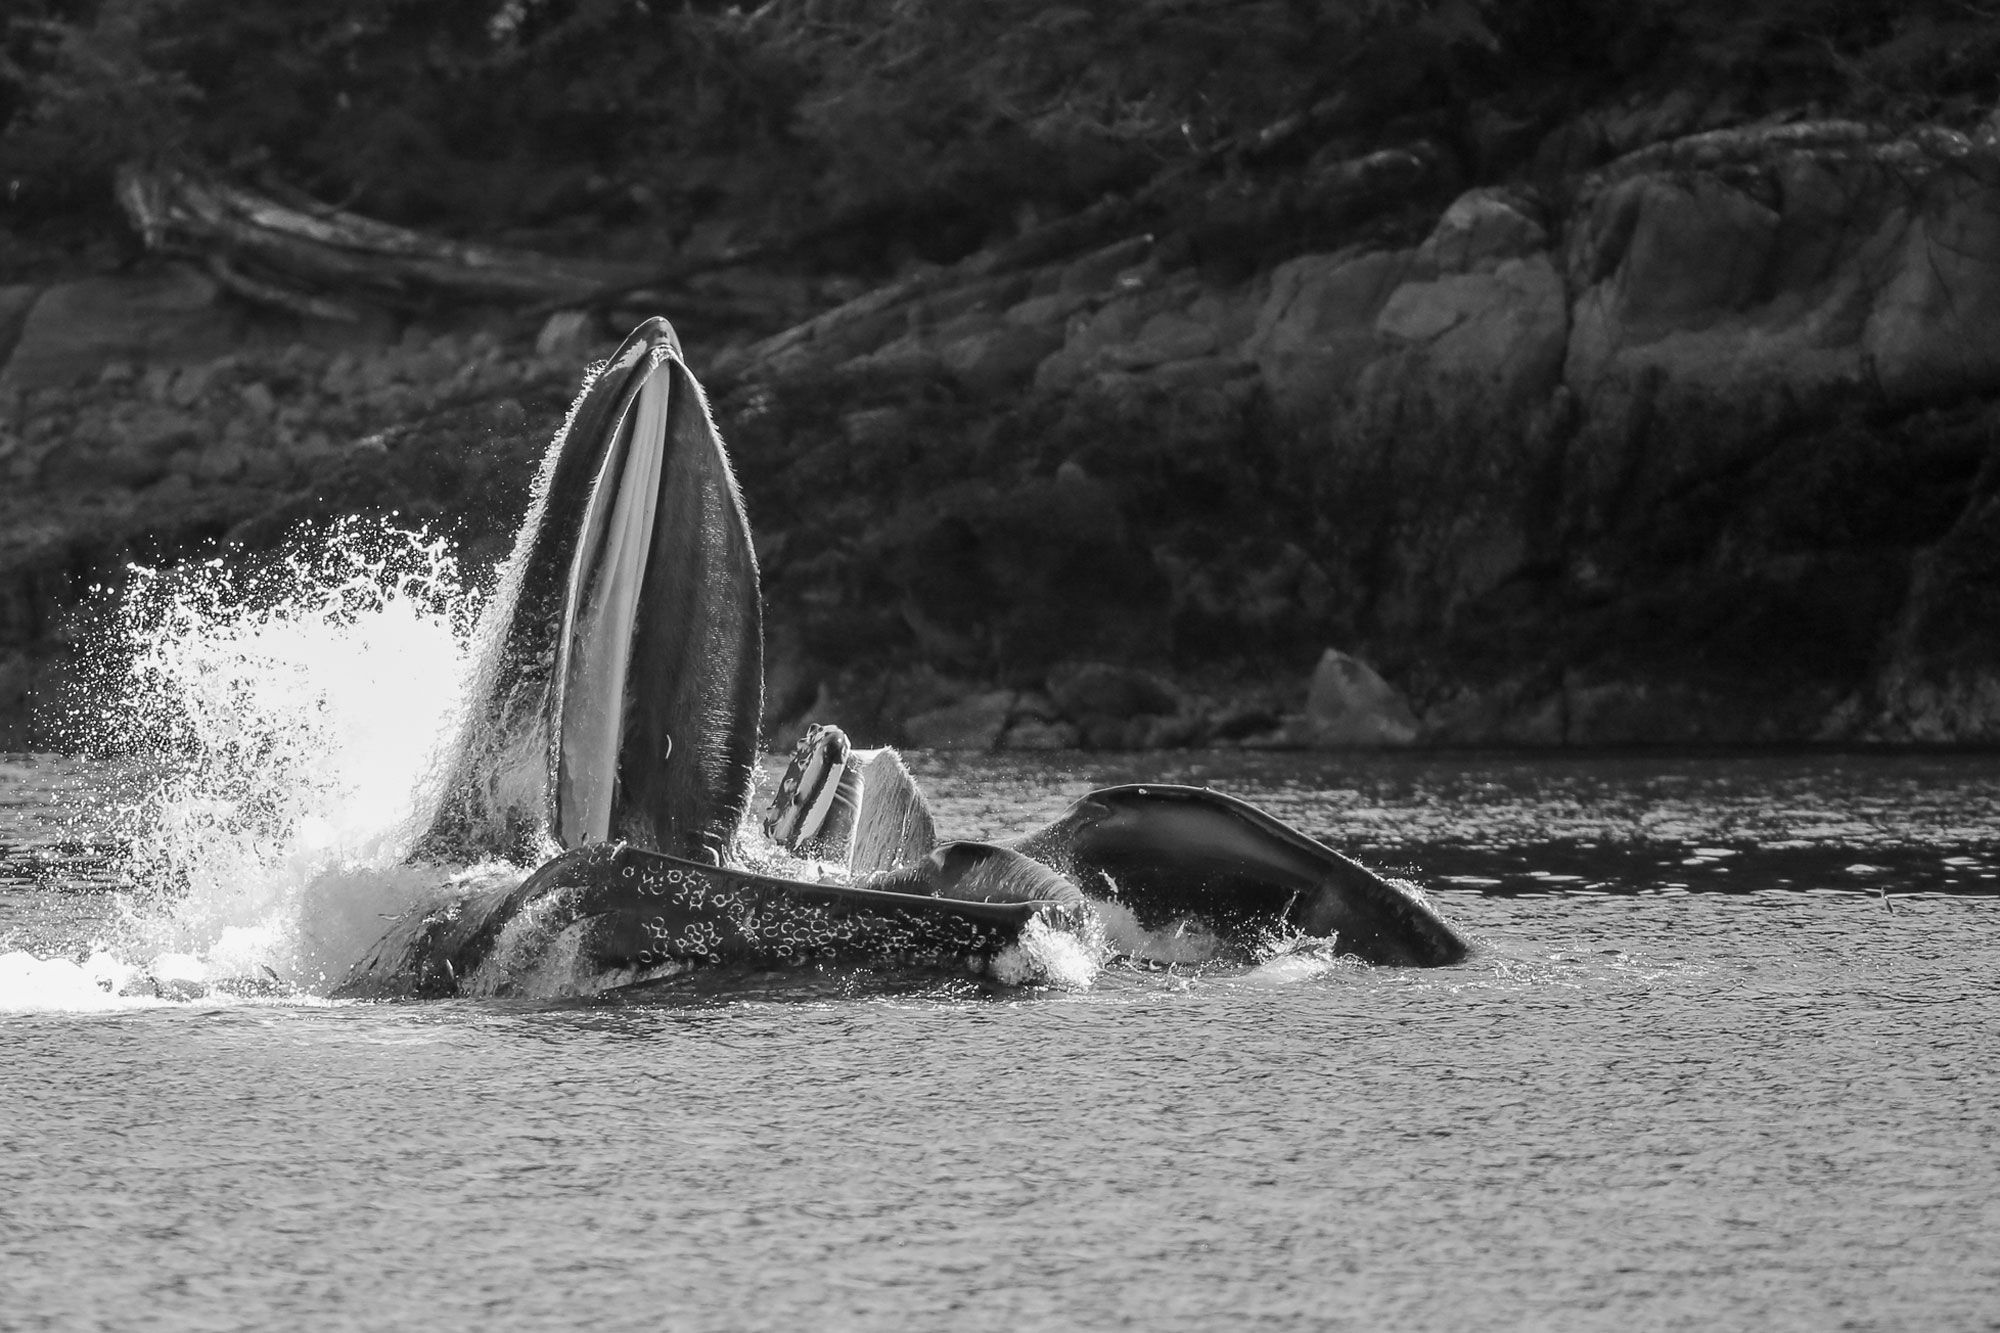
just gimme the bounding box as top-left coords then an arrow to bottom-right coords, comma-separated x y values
712,121 -> 2000,746
6,120 -> 2000,749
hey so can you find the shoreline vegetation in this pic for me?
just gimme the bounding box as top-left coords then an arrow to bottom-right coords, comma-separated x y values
6,0 -> 2000,751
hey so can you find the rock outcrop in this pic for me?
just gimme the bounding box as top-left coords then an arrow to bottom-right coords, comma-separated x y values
0,283 -> 580,748
713,120 -> 2000,746
9,118 -> 2000,748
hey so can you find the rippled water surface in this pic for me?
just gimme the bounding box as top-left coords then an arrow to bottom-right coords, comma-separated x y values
5,750 -> 1998,1331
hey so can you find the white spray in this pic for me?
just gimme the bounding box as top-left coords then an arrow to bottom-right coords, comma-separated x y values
74,519 -> 502,996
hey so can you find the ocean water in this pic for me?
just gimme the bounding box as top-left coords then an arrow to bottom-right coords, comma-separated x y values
4,748 -> 1998,1331
2,527 -> 1995,1328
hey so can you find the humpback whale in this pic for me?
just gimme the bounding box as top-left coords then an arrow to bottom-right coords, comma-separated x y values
338,319 -> 1466,997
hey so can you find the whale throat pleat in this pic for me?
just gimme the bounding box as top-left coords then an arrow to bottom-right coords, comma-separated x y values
614,364 -> 761,859
556,359 -> 671,847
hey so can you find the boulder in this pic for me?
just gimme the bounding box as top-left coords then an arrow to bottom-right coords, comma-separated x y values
1004,290 -> 1094,329
1368,254 -> 1569,418
1057,236 -> 1153,294
840,330 -> 945,379
1551,138 -> 2000,564
1299,648 -> 1419,746
1413,188 -> 1549,276
1244,248 -> 1414,418
1206,702 -> 1281,741
1421,681 -> 1566,746
238,381 -> 278,418
1045,661 -> 1182,721
1870,478 -> 2000,741
1863,171 -> 2000,399
1564,143 -> 2000,415
941,322 -> 1064,396
0,268 -> 236,394
39,405 -> 203,491
1101,312 -> 1216,370
1032,278 -> 1201,393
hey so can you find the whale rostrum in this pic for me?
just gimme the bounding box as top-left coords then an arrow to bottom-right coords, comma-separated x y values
340,319 -> 1467,997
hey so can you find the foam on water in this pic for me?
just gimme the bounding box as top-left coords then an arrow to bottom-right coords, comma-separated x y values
1091,895 -> 1228,966
0,512 -> 1102,1010
0,519 -> 520,1010
990,912 -> 1103,989
0,949 -> 159,1011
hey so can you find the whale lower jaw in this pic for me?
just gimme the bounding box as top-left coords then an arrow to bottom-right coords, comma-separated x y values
334,841 -> 1081,999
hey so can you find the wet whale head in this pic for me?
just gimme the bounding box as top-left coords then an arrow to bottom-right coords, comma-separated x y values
414,317 -> 760,866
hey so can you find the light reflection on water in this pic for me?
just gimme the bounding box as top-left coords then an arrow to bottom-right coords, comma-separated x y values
916,748 -> 2000,850
3,749 -> 1998,1330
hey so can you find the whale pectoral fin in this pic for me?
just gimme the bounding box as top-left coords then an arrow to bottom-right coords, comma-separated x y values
1009,785 -> 1468,967
762,723 -> 863,859
549,335 -> 762,862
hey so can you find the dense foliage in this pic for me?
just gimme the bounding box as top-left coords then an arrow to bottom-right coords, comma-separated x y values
4,0 -> 1998,272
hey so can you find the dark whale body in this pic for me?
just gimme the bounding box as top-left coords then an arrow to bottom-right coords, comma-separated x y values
340,319 -> 1467,998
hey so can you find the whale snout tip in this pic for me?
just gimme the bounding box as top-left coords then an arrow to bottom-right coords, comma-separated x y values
631,315 -> 683,359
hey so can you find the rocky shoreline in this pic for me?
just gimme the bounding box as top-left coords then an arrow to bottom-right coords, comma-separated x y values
7,117 -> 2000,752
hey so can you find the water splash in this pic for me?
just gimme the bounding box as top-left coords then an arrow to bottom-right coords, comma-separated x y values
990,912 -> 1104,989
0,949 -> 161,1011
1240,931 -> 1347,986
1090,895 -> 1228,967
1,510 -> 1109,1009
72,518 -> 510,998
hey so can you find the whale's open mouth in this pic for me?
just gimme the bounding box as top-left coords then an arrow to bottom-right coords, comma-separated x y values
541,324 -> 761,862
